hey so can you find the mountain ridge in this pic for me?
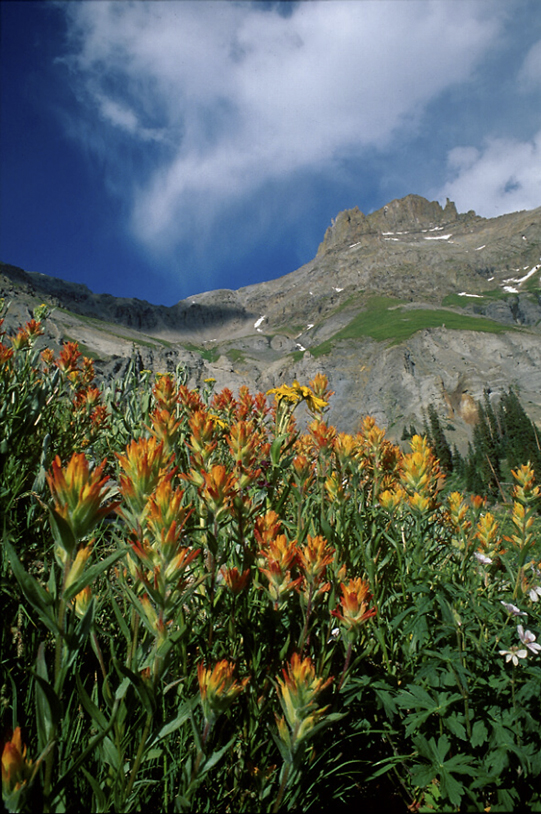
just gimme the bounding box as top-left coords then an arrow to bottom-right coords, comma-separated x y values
2,194 -> 540,446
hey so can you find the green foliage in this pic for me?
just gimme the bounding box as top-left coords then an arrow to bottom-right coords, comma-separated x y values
226,348 -> 247,365
1,307 -> 540,812
442,288 -> 510,308
422,388 -> 541,504
311,297 -> 512,356
498,387 -> 541,475
182,343 -> 220,363
424,404 -> 453,474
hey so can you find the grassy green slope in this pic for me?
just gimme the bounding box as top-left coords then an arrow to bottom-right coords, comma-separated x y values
311,296 -> 515,358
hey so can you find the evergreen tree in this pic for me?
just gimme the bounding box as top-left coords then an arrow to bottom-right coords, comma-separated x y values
452,444 -> 465,480
465,399 -> 502,499
426,403 -> 453,473
499,388 -> 541,475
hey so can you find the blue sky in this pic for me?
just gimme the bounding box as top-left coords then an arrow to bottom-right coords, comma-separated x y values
1,1 -> 540,306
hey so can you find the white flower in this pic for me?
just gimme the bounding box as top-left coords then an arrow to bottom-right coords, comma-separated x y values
528,585 -> 541,602
500,601 -> 527,617
499,646 -> 528,666
474,551 -> 492,565
517,625 -> 541,655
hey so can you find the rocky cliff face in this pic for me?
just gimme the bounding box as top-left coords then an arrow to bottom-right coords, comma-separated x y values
2,194 -> 540,446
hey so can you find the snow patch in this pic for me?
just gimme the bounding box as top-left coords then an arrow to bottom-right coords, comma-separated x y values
307,324 -> 314,330
254,315 -> 266,329
296,344 -> 306,352
333,287 -> 344,292
503,286 -> 519,293
349,241 -> 362,249
514,264 -> 541,284
475,245 -> 486,250
502,263 -> 541,287
458,292 -> 483,298
424,234 -> 452,241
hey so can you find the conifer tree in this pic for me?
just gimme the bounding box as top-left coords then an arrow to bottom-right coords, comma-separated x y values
465,399 -> 502,499
499,388 -> 541,475
426,403 -> 453,473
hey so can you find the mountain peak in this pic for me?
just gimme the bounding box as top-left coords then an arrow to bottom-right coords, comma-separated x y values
317,194 -> 478,254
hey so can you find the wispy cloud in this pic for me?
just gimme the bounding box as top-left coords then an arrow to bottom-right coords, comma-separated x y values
58,0 -> 506,259
518,37 -> 541,89
436,131 -> 541,217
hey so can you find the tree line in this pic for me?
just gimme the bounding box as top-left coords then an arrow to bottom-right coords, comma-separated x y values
403,388 -> 541,502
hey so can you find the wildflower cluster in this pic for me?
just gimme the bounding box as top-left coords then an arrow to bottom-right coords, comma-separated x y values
1,317 -> 540,813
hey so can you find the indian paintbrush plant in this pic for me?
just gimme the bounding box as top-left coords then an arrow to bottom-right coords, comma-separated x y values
1,304 -> 540,812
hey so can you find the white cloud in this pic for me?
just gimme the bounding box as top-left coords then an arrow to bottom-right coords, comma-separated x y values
518,38 -> 541,88
58,0 -> 504,252
436,131 -> 541,217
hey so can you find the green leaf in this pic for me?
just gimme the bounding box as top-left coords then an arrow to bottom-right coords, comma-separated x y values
445,713 -> 467,741
63,548 -> 127,602
484,747 -> 509,776
64,597 -> 95,670
471,720 -> 488,748
152,697 -> 196,743
115,661 -> 156,715
200,737 -> 235,775
410,763 -> 436,788
374,687 -> 398,718
4,537 -> 59,634
397,684 -> 435,709
81,767 -> 107,812
49,507 -> 77,558
76,673 -> 108,731
109,592 -> 131,646
101,735 -> 122,770
440,767 -> 465,807
33,646 -> 61,751
270,435 -> 286,467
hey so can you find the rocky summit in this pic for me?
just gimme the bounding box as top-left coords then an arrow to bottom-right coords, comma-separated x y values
1,194 -> 540,447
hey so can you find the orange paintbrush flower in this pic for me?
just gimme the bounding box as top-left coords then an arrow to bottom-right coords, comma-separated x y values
116,437 -> 172,515
200,464 -> 237,519
400,435 -> 444,508
153,373 -> 179,412
254,510 -> 282,547
47,453 -> 115,555
297,535 -> 334,596
56,341 -> 82,379
198,660 -> 249,728
332,577 -> 376,641
188,409 -> 218,465
275,653 -> 332,756
2,727 -> 32,797
149,408 -> 181,455
220,566 -> 251,594
145,481 -> 190,545
228,420 -> 259,468
258,534 -> 302,609
9,327 -> 30,351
